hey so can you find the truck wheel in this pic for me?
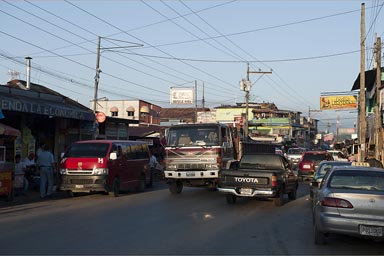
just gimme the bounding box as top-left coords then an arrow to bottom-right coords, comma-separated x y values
169,180 -> 183,194
226,195 -> 237,204
109,178 -> 120,197
67,190 -> 74,197
274,191 -> 284,207
288,186 -> 297,200
314,225 -> 326,245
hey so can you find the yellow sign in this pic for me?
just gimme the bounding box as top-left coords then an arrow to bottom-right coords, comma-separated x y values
351,162 -> 370,167
320,95 -> 357,110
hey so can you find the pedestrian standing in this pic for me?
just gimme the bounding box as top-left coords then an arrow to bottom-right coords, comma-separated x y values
149,151 -> 158,187
22,152 -> 37,190
36,144 -> 55,199
365,150 -> 384,168
14,154 -> 29,195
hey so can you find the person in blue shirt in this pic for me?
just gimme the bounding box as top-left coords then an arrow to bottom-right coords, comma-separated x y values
36,144 -> 56,199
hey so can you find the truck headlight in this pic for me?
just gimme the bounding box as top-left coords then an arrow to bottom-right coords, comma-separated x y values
60,168 -> 67,175
94,168 -> 108,175
167,164 -> 177,170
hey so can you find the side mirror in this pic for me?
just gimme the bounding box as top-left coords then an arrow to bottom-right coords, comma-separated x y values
110,152 -> 117,160
310,181 -> 319,187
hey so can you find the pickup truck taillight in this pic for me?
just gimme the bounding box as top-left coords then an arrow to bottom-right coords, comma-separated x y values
217,156 -> 222,167
271,175 -> 277,187
298,161 -> 313,171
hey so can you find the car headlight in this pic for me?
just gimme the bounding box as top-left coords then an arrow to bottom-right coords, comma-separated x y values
60,168 -> 67,175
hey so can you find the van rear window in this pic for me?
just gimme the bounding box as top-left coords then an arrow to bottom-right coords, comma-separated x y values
65,143 -> 109,158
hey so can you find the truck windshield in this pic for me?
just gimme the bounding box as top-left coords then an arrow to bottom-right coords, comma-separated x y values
65,143 -> 110,158
288,148 -> 304,154
167,126 -> 220,147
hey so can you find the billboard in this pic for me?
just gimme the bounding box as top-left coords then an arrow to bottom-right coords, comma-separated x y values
338,128 -> 357,135
170,87 -> 194,104
197,111 -> 216,123
320,95 -> 357,110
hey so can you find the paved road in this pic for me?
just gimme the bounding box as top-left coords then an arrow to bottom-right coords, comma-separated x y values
1,181 -> 384,255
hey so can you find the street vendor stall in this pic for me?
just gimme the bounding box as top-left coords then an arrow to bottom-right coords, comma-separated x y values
0,123 -> 21,200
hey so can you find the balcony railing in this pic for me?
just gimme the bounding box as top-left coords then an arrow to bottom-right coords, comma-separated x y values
250,117 -> 292,126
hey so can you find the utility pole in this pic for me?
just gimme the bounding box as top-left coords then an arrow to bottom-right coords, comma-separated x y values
93,36 -> 101,113
202,82 -> 205,111
375,36 -> 382,161
92,36 -> 143,113
195,80 -> 197,123
243,63 -> 272,140
308,106 -> 321,146
359,3 -> 367,161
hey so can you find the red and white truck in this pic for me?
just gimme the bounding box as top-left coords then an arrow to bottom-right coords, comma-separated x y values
163,123 -> 240,194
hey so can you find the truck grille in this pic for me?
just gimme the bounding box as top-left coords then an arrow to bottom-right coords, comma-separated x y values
71,179 -> 94,184
67,170 -> 93,175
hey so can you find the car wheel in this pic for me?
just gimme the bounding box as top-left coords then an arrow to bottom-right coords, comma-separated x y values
314,224 -> 326,245
226,194 -> 237,204
109,178 -> 120,197
274,190 -> 284,207
169,180 -> 183,194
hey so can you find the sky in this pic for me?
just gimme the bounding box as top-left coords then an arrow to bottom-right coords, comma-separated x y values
1,0 -> 383,133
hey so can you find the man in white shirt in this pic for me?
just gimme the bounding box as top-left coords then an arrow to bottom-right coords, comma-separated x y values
22,152 -> 37,189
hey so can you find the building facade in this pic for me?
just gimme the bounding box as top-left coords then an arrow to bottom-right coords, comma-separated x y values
92,99 -> 161,127
0,80 -> 95,162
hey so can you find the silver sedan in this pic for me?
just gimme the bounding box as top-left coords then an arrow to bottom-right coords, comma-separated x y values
312,166 -> 384,245
309,160 -> 352,202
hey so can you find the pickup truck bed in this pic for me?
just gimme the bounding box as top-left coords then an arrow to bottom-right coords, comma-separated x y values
218,153 -> 298,206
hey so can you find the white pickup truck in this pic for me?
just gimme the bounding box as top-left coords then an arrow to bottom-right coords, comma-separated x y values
285,147 -> 306,167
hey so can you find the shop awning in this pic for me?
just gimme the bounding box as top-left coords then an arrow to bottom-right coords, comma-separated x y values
0,123 -> 21,137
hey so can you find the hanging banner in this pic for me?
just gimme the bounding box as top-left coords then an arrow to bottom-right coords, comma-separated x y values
320,95 -> 357,110
170,87 -> 194,104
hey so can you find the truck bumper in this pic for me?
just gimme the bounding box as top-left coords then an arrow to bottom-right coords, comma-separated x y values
60,175 -> 108,193
217,187 -> 276,197
164,170 -> 219,179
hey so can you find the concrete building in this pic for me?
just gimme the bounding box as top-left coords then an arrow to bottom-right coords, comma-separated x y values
91,98 -> 161,127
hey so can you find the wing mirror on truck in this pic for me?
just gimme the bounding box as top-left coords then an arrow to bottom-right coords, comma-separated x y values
110,152 -> 117,160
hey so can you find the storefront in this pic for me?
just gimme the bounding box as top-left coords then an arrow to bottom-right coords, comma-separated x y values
0,80 -> 95,162
0,123 -> 21,199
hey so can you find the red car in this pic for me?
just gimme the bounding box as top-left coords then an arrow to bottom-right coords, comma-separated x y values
297,151 -> 332,181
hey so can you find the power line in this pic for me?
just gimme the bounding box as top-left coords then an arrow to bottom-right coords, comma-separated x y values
64,0 -> 241,96
117,49 -> 361,63
135,7 -> 364,50
19,0 -> 227,91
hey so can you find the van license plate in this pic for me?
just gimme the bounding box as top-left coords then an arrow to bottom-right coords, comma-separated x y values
75,185 -> 84,189
359,225 -> 383,237
186,172 -> 195,177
